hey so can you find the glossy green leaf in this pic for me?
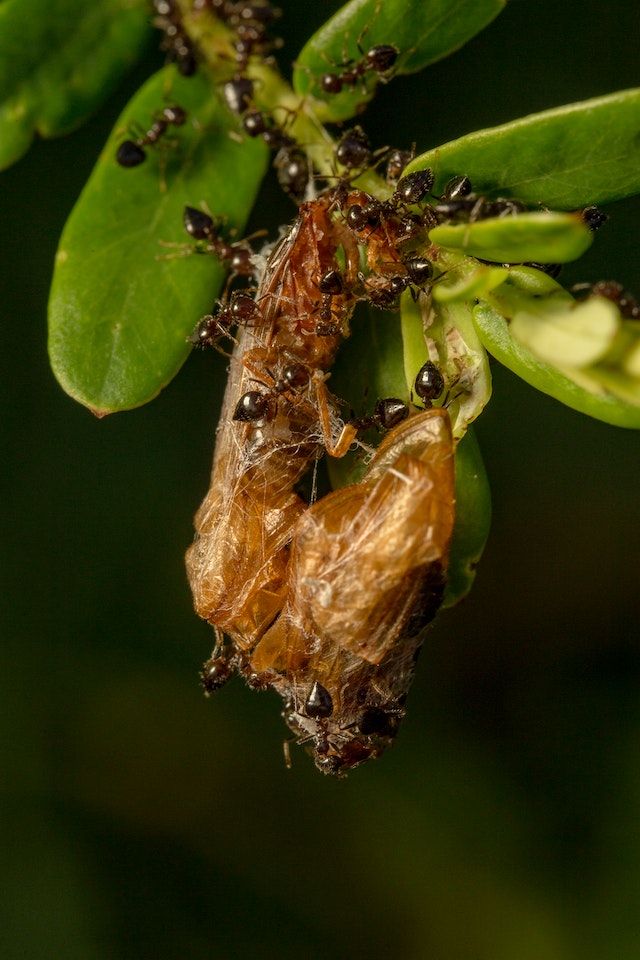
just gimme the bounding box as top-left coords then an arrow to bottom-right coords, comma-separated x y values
430,211 -> 593,264
443,426 -> 491,608
510,297 -> 621,368
473,299 -> 640,429
0,0 -> 153,171
48,67 -> 269,415
294,0 -> 506,123
405,89 -> 640,207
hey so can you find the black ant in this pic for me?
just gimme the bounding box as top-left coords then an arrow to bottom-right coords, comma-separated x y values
242,115 -> 310,201
222,75 -> 255,115
200,646 -> 234,694
348,397 -> 410,432
345,168 -> 435,235
274,144 -> 310,202
242,110 -> 267,137
202,0 -> 282,74
336,127 -> 373,171
232,363 -> 311,422
359,255 -> 435,309
188,293 -> 262,351
392,169 -> 435,206
182,206 -> 257,277
116,104 -> 187,167
433,175 -> 528,223
208,1 -> 282,125
358,273 -> 411,309
440,175 -> 473,201
315,268 -> 346,335
385,146 -> 416,186
414,361 -> 445,407
581,206 -> 608,231
320,42 -> 398,94
153,0 -> 198,76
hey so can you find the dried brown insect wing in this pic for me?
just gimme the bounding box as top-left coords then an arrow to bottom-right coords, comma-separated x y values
250,408 -> 455,775
186,194 -> 361,663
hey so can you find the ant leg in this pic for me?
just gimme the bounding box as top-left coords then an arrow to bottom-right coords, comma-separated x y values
313,371 -> 358,458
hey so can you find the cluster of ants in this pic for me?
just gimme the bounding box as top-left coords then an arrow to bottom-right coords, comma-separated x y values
115,0 -> 639,773
182,153 -> 469,441
121,0 -> 399,200
120,0 -> 634,322
180,148 -> 630,437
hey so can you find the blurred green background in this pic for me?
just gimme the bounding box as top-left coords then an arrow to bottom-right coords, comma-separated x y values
2,1 -> 640,957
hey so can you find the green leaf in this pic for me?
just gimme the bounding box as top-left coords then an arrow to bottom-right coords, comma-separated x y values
443,426 -> 491,608
405,89 -> 640,207
473,297 -> 640,429
430,255 -> 509,304
0,0 -> 153,171
294,0 -> 506,123
430,211 -> 594,264
510,297 -> 621,369
48,66 -> 269,415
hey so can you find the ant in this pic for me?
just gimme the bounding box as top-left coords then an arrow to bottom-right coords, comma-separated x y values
209,2 -> 282,126
240,114 -> 310,201
222,76 -> 255,115
200,645 -> 234,694
358,273 -> 410,309
581,206 -> 608,231
153,0 -> 198,76
414,360 -> 445,407
348,397 -> 410,432
358,255 -> 433,309
274,144 -> 310,202
345,168 -> 435,235
242,109 -> 267,137
188,293 -> 262,351
320,42 -> 398,95
336,127 -> 373,171
232,363 -> 311,422
385,146 -> 416,185
182,206 -> 257,277
116,104 -> 187,168
316,268 -> 347,335
433,175 -> 528,223
202,0 -> 282,74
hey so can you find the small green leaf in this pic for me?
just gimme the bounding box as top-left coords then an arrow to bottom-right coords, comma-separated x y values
48,67 -> 269,415
510,298 -> 621,369
430,255 -> 509,304
294,0 -> 506,123
0,0 -> 153,170
473,298 -> 640,429
430,211 -> 594,264
405,88 -> 640,207
443,426 -> 491,608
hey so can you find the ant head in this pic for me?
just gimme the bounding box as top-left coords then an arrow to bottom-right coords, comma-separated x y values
284,678 -> 403,776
